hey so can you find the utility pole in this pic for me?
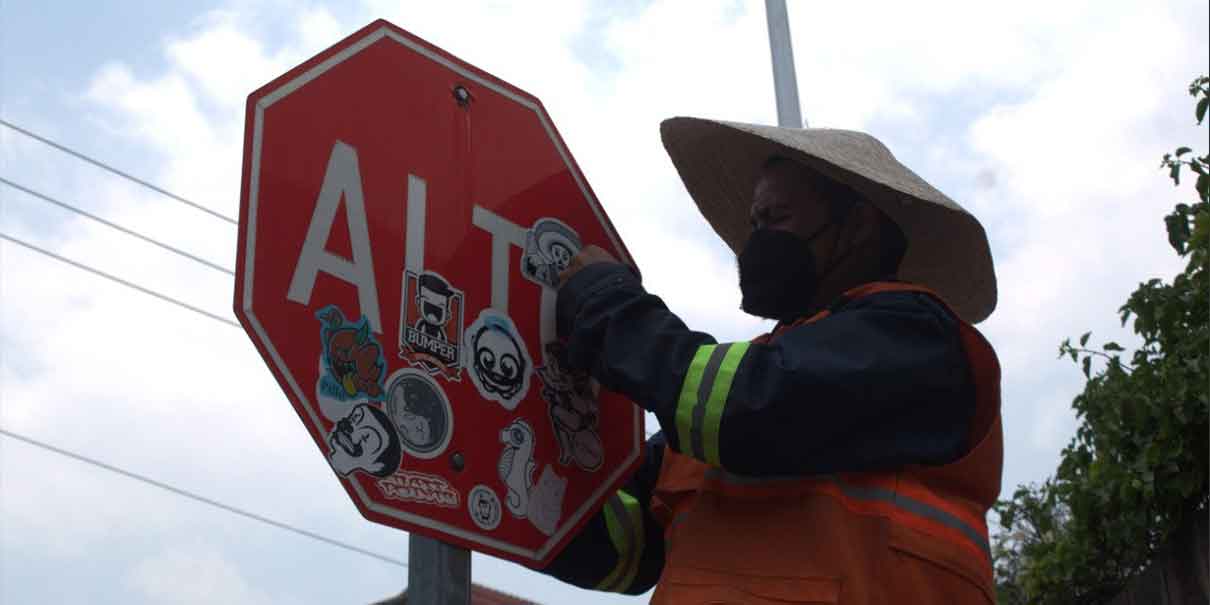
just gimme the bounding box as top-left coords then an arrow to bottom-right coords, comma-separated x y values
765,0 -> 806,128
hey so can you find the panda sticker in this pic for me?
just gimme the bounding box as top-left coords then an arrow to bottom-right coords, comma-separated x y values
464,309 -> 532,411
383,368 -> 454,460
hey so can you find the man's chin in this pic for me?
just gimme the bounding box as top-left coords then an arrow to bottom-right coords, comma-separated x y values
739,300 -> 784,321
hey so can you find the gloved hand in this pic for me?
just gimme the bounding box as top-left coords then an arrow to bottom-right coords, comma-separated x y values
557,245 -> 641,287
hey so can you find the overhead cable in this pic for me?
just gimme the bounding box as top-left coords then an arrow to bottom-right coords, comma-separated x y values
0,177 -> 234,276
0,118 -> 238,225
0,232 -> 239,328
0,427 -> 407,568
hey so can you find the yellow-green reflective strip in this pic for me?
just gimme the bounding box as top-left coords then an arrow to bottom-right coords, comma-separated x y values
703,342 -> 750,466
596,491 -> 644,593
675,345 -> 716,455
597,500 -> 626,591
615,491 -> 644,591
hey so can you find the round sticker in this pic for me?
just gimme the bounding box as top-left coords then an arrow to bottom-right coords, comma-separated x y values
383,368 -> 454,460
468,485 -> 503,531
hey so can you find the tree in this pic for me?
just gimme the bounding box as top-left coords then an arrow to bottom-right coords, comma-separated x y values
992,76 -> 1210,604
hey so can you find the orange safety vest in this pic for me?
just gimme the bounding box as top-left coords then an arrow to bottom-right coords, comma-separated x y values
649,281 -> 1003,604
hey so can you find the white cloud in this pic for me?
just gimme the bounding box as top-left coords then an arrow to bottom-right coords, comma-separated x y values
125,545 -> 276,605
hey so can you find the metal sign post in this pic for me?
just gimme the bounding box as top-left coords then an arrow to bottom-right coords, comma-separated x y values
408,535 -> 471,604
765,0 -> 805,128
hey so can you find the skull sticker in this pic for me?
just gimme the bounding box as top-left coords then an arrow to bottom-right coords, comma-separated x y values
520,218 -> 582,289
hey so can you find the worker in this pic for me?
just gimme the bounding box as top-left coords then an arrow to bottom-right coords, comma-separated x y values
538,117 -> 1003,604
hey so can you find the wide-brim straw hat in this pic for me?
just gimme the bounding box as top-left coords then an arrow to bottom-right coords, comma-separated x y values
660,117 -> 998,325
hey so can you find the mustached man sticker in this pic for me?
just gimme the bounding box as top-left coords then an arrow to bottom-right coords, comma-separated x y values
327,402 -> 403,478
383,368 -> 453,460
520,218 -> 581,289
537,342 -> 604,472
464,309 -> 532,411
399,270 -> 465,381
317,305 -> 386,401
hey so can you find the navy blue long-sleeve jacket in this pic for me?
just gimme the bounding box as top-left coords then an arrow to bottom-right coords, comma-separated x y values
538,262 -> 976,595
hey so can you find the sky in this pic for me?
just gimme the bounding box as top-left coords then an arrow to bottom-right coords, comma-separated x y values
1,1 -> 1206,603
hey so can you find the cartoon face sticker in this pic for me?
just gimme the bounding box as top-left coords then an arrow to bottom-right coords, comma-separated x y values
384,369 -> 453,460
416,272 -> 454,340
468,485 -> 502,531
521,218 -> 582,289
464,310 -> 532,410
475,329 -> 524,396
317,306 -> 386,401
327,403 -> 402,478
399,270 -> 465,381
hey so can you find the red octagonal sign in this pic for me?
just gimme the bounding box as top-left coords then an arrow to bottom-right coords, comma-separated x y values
234,19 -> 643,567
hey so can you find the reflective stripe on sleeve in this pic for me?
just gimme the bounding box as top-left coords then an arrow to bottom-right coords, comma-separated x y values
673,342 -> 751,465
675,345 -> 717,457
596,490 -> 645,593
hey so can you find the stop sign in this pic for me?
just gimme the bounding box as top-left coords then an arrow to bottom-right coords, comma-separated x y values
234,19 -> 644,567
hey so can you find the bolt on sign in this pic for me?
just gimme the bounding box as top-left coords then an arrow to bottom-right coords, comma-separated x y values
234,19 -> 644,567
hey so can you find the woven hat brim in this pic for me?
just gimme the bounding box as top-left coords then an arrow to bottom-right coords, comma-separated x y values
659,116 -> 998,324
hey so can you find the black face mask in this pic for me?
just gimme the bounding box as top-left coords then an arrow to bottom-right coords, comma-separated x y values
737,221 -> 856,321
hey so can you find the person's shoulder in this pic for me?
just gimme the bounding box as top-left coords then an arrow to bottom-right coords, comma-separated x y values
839,284 -> 960,326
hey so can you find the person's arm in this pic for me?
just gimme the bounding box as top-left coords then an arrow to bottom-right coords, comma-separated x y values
537,433 -> 667,595
556,263 -> 975,477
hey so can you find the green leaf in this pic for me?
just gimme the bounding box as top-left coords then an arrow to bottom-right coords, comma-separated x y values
1197,97 -> 1208,124
1176,147 -> 1193,157
1103,342 -> 1124,352
1170,162 -> 1182,186
1197,174 -> 1209,202
1080,332 -> 1091,347
1166,212 -> 1190,254
1082,356 -> 1091,379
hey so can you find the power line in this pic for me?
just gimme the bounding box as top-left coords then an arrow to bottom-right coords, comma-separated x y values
0,118 -> 238,225
0,427 -> 407,568
0,232 -> 239,328
1,177 -> 235,276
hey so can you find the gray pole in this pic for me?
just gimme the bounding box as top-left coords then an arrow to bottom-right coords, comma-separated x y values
765,0 -> 806,128
407,534 -> 471,604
